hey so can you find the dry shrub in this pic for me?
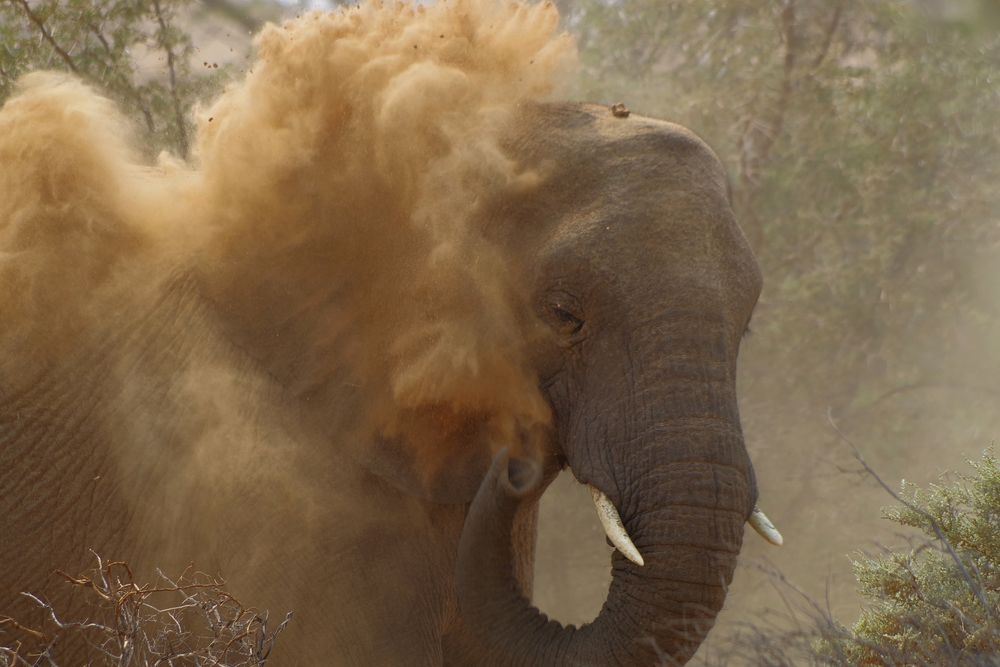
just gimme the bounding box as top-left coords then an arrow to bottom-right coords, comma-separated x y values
0,555 -> 291,666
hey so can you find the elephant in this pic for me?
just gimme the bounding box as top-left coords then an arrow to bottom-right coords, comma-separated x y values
0,3 -> 780,665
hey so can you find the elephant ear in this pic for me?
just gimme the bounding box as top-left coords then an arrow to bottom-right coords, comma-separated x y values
359,405 -> 502,504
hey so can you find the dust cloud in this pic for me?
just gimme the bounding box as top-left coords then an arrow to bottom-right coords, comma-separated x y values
0,0 -> 576,494
0,3 -> 578,654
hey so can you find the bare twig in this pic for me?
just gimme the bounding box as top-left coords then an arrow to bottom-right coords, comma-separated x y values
0,555 -> 291,666
0,617 -> 47,642
854,379 -> 1000,414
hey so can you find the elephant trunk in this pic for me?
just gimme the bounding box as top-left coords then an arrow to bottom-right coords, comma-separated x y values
455,419 -> 755,665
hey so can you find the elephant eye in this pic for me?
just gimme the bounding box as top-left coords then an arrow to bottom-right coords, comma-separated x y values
551,305 -> 584,335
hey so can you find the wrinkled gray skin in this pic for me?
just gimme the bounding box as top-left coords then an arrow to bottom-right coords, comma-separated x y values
0,103 -> 761,665
449,103 -> 761,665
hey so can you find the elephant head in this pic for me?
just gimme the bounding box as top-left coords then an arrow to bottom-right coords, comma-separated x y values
447,103 -> 782,665
168,14 -> 778,657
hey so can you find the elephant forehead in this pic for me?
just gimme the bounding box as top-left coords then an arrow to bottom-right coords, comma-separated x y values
517,102 -> 730,197
515,108 -> 734,236
513,104 -> 761,312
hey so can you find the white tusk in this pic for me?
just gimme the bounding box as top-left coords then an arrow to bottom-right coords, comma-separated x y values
589,485 -> 644,566
748,506 -> 783,546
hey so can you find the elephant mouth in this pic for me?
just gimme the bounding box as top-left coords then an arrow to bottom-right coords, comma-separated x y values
583,480 -> 784,568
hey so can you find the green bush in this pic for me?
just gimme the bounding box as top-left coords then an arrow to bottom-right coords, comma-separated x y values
818,450 -> 1000,665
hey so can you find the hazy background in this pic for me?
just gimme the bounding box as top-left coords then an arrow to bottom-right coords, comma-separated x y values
2,0 -> 997,662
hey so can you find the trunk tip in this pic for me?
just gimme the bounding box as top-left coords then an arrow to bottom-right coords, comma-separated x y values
505,455 -> 541,495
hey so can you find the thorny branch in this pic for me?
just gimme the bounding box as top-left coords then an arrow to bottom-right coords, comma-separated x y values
0,554 -> 292,666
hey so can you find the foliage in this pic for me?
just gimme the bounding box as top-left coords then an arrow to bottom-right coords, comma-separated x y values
0,0 -> 233,156
814,450 -> 1000,665
691,451 -> 1000,666
558,0 -> 1000,437
0,555 -> 291,666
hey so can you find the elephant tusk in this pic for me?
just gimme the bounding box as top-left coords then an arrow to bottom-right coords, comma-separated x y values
588,485 -> 644,567
748,506 -> 783,546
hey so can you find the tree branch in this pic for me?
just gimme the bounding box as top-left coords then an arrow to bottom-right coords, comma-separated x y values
151,0 -> 189,157
736,0 -> 797,250
8,0 -> 80,74
87,19 -> 158,135
811,1 -> 844,71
